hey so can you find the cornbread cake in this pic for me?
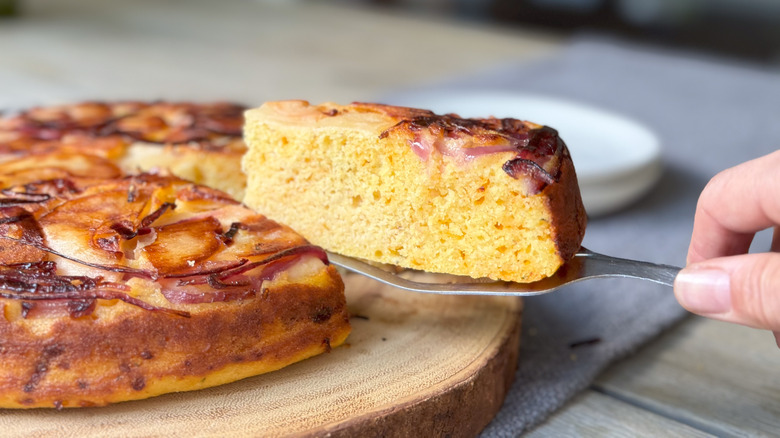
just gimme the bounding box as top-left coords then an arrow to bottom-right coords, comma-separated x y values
0,172 -> 349,409
0,100 -> 350,408
0,101 -> 247,199
243,100 -> 587,283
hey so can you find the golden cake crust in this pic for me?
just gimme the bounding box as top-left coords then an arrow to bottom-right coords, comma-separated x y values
0,103 -> 351,408
243,100 -> 587,282
0,266 -> 346,408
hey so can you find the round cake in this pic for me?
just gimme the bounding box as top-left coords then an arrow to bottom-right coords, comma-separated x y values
0,102 -> 350,409
0,101 -> 248,199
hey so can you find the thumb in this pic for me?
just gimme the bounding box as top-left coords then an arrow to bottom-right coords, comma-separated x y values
674,252 -> 780,331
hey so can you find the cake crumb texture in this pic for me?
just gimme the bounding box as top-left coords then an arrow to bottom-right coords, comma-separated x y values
243,101 -> 587,283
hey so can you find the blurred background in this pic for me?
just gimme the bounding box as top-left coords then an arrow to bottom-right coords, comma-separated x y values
5,0 -> 780,64
338,0 -> 780,63
2,0 -> 780,109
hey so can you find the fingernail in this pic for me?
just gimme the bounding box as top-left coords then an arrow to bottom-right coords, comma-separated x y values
675,267 -> 732,315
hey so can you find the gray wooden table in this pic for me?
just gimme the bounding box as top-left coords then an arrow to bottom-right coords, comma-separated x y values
2,1 -> 779,436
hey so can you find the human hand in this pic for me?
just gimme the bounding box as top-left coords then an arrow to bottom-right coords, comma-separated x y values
674,150 -> 780,346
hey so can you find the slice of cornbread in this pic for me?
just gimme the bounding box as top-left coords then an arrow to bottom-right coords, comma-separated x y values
242,100 -> 587,283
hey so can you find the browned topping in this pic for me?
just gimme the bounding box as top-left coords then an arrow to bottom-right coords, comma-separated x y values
111,202 -> 176,240
221,222 -> 241,245
381,113 -> 531,143
311,307 -> 333,324
176,185 -> 239,204
377,106 -> 567,193
502,159 -> 555,185
131,376 -> 146,391
18,178 -> 80,198
126,182 -> 138,203
20,301 -> 33,318
159,244 -> 328,304
0,173 -> 329,318
353,102 -> 434,120
0,261 -> 189,318
0,209 -> 157,278
0,101 -> 247,156
23,344 -> 64,393
67,299 -> 96,318
0,193 -> 51,206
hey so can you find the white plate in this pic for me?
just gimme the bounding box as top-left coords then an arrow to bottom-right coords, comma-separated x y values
384,91 -> 662,216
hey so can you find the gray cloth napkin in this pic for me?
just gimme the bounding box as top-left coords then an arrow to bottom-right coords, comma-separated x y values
386,36 -> 780,435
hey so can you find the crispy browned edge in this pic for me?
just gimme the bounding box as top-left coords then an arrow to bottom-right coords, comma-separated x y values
0,266 -> 350,409
545,156 -> 588,263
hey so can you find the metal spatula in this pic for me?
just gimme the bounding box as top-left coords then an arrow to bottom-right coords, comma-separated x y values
327,247 -> 681,296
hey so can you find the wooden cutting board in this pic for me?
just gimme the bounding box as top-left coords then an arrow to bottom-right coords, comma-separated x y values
0,272 -> 522,437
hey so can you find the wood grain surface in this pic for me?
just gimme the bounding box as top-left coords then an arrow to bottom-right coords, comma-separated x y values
594,316 -> 780,437
527,391 -> 712,437
0,272 -> 522,437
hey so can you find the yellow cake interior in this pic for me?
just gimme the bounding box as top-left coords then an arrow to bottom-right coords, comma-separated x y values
243,101 -> 586,282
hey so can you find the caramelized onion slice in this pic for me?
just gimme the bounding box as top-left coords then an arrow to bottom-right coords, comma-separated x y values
0,262 -> 188,318
0,233 -> 154,278
0,289 -> 189,318
159,245 -> 328,304
141,216 -> 224,275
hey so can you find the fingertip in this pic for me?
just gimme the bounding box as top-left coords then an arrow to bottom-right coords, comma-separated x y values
677,253 -> 780,332
674,266 -> 732,315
